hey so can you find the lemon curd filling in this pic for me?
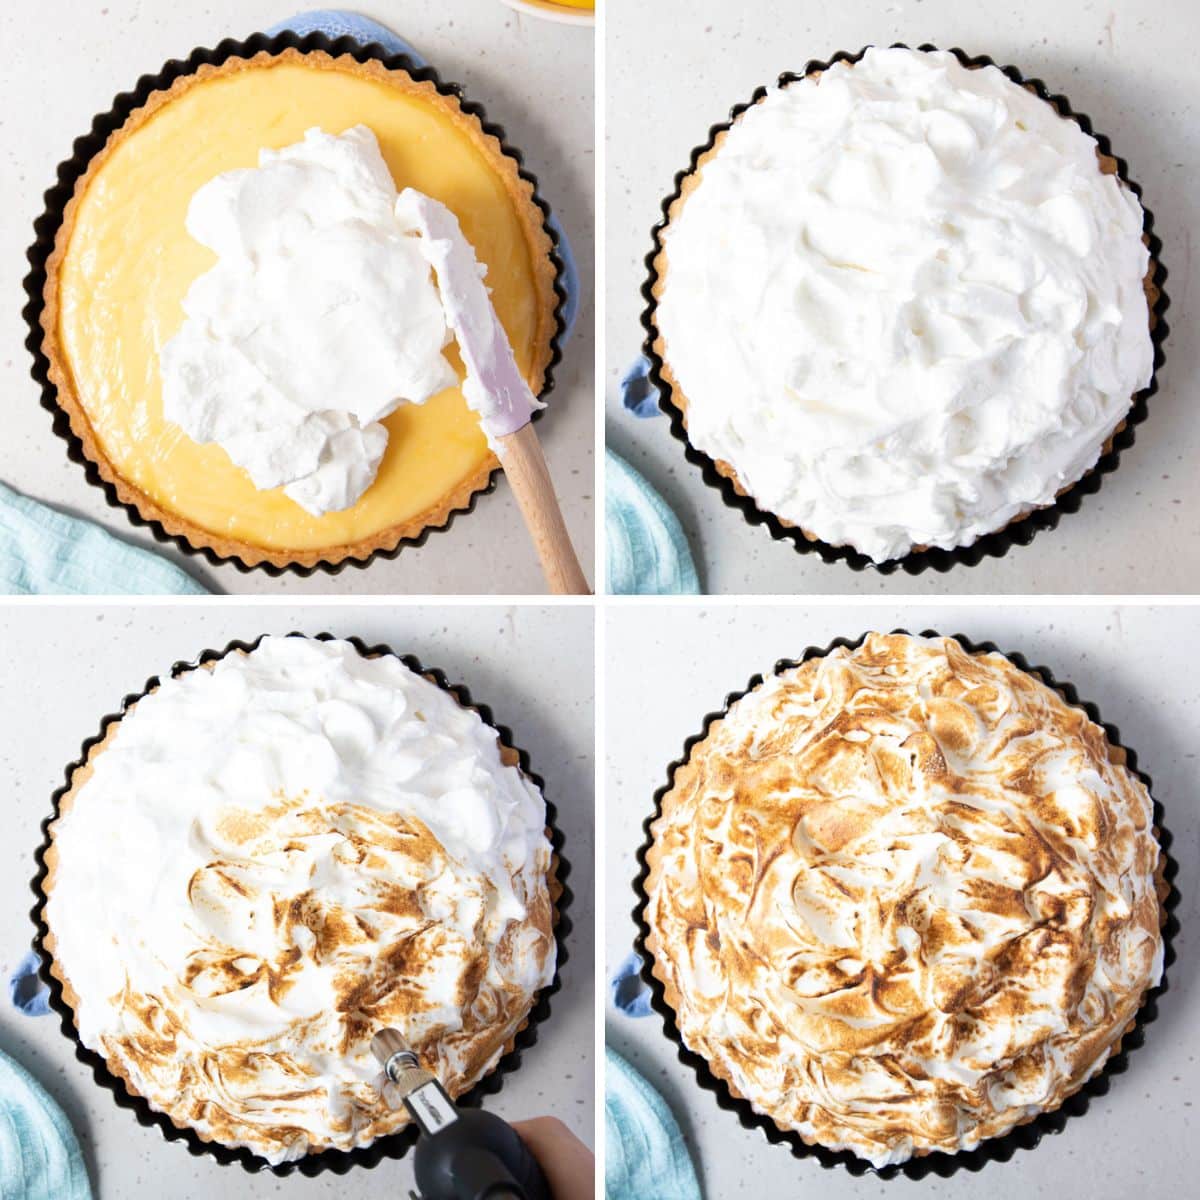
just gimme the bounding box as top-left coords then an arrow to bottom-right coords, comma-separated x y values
56,58 -> 547,553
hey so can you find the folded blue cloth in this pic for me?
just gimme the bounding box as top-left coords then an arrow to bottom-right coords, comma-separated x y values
8,952 -> 49,1019
0,1048 -> 92,1200
0,483 -> 207,596
621,355 -> 661,418
610,950 -> 652,1017
270,10 -> 580,345
606,450 -> 699,594
606,1047 -> 701,1200
267,9 -> 428,64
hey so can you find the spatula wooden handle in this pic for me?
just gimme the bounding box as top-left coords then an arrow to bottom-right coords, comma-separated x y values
497,423 -> 591,595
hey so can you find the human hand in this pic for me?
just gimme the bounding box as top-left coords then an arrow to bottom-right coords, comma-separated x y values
512,1116 -> 595,1199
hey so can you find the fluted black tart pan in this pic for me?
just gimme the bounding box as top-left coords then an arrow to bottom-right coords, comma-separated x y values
640,45 -> 1171,575
23,31 -> 566,578
633,629 -> 1179,1178
31,632 -> 572,1175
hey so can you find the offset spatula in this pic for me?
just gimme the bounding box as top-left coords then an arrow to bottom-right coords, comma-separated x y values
398,190 -> 590,595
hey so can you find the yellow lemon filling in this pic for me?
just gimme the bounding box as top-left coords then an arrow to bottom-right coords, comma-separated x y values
56,58 -> 546,552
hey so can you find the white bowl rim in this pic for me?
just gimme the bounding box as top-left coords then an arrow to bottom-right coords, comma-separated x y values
497,0 -> 595,27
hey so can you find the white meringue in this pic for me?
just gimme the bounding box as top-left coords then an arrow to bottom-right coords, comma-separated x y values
656,48 -> 1154,561
160,126 -> 456,516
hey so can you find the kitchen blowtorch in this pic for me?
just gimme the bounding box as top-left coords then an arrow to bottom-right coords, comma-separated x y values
371,1028 -> 551,1200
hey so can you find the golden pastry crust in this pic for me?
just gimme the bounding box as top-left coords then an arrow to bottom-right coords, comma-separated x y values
643,634 -> 1166,1165
41,653 -> 562,1162
40,49 -> 560,571
648,66 -> 1161,561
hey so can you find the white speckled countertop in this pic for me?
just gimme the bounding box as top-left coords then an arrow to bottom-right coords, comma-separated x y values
1,0 -> 594,595
606,602 -> 1199,1198
607,0 -> 1198,594
0,603 -> 594,1198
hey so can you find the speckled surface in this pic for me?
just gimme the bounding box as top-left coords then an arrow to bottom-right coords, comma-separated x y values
0,603 -> 594,1197
606,0 -> 1198,594
606,603 -> 1199,1197
3,0 -> 594,595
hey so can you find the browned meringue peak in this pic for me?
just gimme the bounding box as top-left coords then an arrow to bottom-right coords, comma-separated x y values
646,633 -> 1163,1167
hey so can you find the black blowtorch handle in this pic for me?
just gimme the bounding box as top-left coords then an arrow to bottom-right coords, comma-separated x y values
413,1107 -> 550,1200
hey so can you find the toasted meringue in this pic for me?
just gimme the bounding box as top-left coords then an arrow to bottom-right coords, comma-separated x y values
645,633 -> 1163,1166
43,636 -> 556,1164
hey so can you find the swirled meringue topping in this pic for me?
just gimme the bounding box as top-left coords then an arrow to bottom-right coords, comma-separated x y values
45,636 -> 555,1164
645,633 -> 1162,1166
160,126 -> 457,516
656,47 -> 1154,562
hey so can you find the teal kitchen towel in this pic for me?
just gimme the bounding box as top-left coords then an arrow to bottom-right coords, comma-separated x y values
0,483 -> 206,596
0,1048 -> 92,1200
606,450 -> 699,594
605,1047 -> 700,1200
